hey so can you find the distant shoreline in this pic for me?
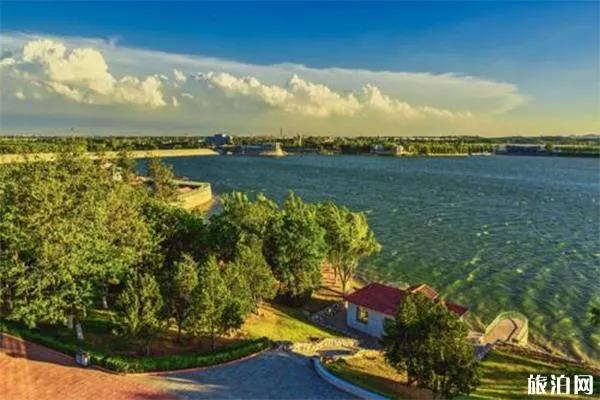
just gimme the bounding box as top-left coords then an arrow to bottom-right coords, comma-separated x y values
0,148 -> 218,164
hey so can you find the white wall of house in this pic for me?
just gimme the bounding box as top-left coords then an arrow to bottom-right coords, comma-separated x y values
346,302 -> 392,338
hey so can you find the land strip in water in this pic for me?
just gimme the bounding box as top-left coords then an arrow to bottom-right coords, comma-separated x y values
0,148 -> 218,164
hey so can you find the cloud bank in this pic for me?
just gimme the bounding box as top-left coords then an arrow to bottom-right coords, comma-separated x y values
0,32 -> 527,134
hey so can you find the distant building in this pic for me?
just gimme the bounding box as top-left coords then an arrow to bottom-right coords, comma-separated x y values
373,144 -> 406,156
345,282 -> 468,338
204,133 -> 232,146
497,144 -> 546,155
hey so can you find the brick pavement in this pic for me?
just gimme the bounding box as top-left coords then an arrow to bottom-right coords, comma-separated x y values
1,333 -> 355,400
0,333 -> 176,400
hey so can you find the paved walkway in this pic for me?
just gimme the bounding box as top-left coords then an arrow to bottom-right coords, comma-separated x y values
0,333 -> 176,400
137,350 -> 356,399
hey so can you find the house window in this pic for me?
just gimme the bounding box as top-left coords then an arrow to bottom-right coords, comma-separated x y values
356,306 -> 369,324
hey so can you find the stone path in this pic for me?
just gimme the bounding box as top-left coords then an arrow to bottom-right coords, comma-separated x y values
0,333 -> 176,400
137,350 -> 356,399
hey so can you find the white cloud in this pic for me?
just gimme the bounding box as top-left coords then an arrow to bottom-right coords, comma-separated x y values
0,57 -> 16,68
199,72 -> 467,119
17,39 -> 167,107
0,32 -> 535,135
173,69 -> 187,83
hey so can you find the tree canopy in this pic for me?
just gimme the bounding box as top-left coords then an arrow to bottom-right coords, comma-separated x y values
0,150 -> 153,330
317,201 -> 381,293
0,149 -> 380,352
382,293 -> 480,399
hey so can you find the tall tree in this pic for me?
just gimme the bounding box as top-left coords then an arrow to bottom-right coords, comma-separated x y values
265,192 -> 326,304
0,150 -> 153,338
188,256 -> 231,349
231,243 -> 277,310
147,157 -> 178,202
318,202 -> 381,294
169,254 -> 199,343
116,273 -> 164,355
382,293 -> 480,399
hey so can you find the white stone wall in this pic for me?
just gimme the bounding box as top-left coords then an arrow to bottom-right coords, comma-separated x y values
346,303 -> 391,338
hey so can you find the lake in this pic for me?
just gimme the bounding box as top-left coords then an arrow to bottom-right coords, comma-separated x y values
158,154 -> 600,362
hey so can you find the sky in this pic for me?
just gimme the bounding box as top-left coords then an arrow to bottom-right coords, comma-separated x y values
0,1 -> 598,136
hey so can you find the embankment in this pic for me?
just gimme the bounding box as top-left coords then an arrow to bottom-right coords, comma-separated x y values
0,148 -> 218,164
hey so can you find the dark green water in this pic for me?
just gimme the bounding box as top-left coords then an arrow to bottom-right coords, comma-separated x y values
163,154 -> 600,361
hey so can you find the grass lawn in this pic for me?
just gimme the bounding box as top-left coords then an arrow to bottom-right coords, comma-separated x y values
324,352 -> 431,399
461,350 -> 600,400
326,349 -> 599,400
242,302 -> 342,342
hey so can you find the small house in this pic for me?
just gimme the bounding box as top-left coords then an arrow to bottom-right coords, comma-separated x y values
344,282 -> 468,338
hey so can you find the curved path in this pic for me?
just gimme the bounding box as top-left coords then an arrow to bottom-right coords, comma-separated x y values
136,350 -> 356,399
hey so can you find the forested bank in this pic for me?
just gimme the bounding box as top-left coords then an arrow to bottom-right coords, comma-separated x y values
0,147 -> 379,368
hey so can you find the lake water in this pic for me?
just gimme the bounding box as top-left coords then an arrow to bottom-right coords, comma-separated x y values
160,154 -> 600,362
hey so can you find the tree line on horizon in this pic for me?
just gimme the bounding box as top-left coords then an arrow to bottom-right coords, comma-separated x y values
0,148 -> 380,353
1,134 -> 598,155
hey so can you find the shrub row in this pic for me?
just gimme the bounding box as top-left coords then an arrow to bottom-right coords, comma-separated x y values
0,319 -> 271,373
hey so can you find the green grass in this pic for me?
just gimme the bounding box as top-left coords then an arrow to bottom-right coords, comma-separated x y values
325,350 -> 600,400
461,350 -> 600,399
243,302 -> 341,342
324,352 -> 431,399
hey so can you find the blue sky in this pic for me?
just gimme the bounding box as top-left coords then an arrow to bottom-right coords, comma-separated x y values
1,1 -> 598,136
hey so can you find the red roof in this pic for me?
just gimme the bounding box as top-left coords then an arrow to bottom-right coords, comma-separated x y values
345,282 -> 468,317
345,282 -> 406,316
408,283 -> 439,300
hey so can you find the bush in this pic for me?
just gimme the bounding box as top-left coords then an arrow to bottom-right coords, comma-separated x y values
1,319 -> 271,373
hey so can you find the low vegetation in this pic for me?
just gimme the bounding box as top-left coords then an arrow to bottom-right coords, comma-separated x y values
326,349 -> 600,400
243,303 -> 339,342
325,352 -> 431,399
462,350 -> 600,400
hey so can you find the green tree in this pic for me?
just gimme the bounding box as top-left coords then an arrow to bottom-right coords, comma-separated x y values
266,192 -> 326,304
188,256 -> 232,349
115,149 -> 136,183
143,200 -> 206,270
116,273 -> 164,355
232,243 -> 277,310
318,202 -> 381,294
169,254 -> 199,343
147,157 -> 178,202
382,293 -> 480,399
0,149 -> 153,339
208,192 -> 278,261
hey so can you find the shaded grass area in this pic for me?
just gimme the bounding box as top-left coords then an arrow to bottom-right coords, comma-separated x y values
1,313 -> 270,373
325,352 -> 431,399
243,302 -> 342,342
326,349 -> 600,400
461,350 -> 600,400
